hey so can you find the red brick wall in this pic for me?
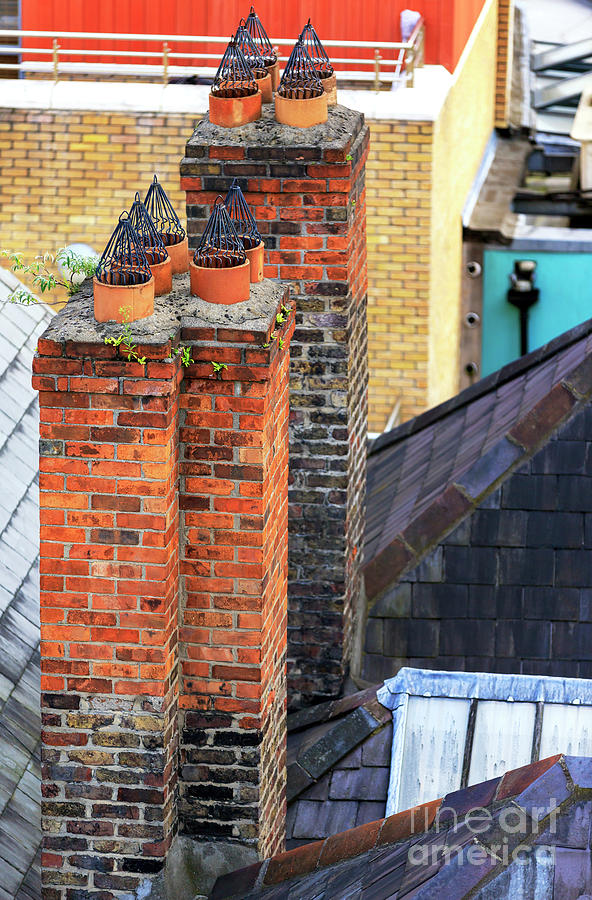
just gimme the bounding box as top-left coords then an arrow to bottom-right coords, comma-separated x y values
181,108 -> 369,708
34,279 -> 294,893
177,300 -> 293,856
35,339 -> 181,897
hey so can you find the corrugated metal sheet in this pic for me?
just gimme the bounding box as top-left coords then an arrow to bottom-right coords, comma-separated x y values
468,700 -> 536,785
379,669 -> 592,816
397,696 -> 470,812
19,0 -> 486,73
540,704 -> 592,758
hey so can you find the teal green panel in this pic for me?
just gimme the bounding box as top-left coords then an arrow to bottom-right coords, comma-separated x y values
482,249 -> 592,377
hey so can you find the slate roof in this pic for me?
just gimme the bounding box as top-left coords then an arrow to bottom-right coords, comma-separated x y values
211,753 -> 592,900
0,272 -> 53,900
364,315 -> 592,600
286,687 -> 392,849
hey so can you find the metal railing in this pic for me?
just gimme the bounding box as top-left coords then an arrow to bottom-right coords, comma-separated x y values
0,22 -> 424,89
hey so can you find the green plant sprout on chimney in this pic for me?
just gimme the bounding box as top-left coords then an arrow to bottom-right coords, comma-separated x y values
172,346 -> 194,367
211,361 -> 228,376
104,308 -> 147,365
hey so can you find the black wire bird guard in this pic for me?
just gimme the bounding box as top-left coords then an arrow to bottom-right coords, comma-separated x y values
193,197 -> 247,269
95,212 -> 152,286
300,18 -> 334,79
129,192 -> 168,265
143,175 -> 186,247
211,37 -> 257,98
245,6 -> 277,67
235,18 -> 267,78
278,37 -> 323,99
224,179 -> 262,250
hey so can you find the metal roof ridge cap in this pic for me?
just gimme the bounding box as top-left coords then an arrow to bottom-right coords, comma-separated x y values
377,667 -> 592,709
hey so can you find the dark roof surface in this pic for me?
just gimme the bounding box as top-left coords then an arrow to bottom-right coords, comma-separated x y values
0,280 -> 52,899
364,316 -> 592,599
286,688 -> 392,849
212,754 -> 592,900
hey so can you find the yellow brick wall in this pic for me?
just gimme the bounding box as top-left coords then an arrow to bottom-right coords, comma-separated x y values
495,0 -> 514,127
366,121 -> 432,429
366,0 -> 498,429
428,0 -> 497,409
0,25 -> 495,428
1,106 -> 433,429
0,110 -> 198,302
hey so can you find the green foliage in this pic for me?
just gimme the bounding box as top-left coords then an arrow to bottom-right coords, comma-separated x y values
172,345 -> 194,367
211,361 -> 228,375
346,153 -> 353,161
1,247 -> 99,305
104,307 -> 147,365
278,337 -> 285,349
276,311 -> 286,325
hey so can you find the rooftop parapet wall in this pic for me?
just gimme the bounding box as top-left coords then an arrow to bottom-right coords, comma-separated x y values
34,275 -> 294,896
181,106 -> 369,709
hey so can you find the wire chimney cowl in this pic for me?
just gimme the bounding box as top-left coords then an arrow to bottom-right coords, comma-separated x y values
129,192 -> 168,266
275,38 -> 329,127
129,192 -> 173,296
212,37 -> 257,99
95,212 -> 152,287
209,37 -> 263,128
278,38 -> 323,100
144,175 -> 186,247
144,175 -> 189,275
245,6 -> 279,91
245,6 -> 277,67
190,198 -> 251,304
235,19 -> 273,103
224,179 -> 262,250
93,212 -> 155,324
300,19 -> 334,79
225,179 -> 264,283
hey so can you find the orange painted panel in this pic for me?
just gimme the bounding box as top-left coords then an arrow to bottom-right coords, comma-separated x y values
21,0 -> 487,73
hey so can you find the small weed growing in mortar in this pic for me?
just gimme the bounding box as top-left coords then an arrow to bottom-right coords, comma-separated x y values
173,346 -> 194,367
104,307 -> 147,365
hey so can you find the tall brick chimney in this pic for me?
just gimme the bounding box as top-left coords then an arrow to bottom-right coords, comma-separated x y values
34,277 -> 294,896
181,105 -> 369,707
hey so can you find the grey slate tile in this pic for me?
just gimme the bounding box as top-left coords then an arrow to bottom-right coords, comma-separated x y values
535,800 -> 592,849
361,726 -> 392,767
0,857 -> 22,895
292,800 -> 359,841
356,801 -> 386,826
553,847 -> 592,900
329,766 -> 390,802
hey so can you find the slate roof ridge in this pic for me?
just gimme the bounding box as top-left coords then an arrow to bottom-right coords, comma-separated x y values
363,351 -> 592,600
369,314 -> 592,459
286,689 -> 391,803
211,753 -> 590,899
287,685 -> 381,733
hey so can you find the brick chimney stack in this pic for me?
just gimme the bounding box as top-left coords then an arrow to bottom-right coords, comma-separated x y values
34,278 -> 294,897
181,106 -> 370,707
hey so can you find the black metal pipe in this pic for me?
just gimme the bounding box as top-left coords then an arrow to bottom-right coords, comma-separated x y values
507,286 -> 540,357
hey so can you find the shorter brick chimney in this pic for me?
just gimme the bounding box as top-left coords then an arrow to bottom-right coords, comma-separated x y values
34,276 -> 294,897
